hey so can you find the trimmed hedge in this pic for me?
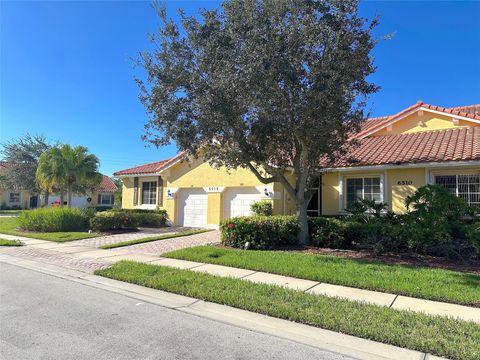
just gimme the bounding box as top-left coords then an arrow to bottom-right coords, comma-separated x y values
90,211 -> 139,231
221,215 -> 480,258
18,208 -> 91,232
90,209 -> 167,231
221,216 -> 298,249
110,208 -> 167,227
251,201 -> 273,216
135,212 -> 167,227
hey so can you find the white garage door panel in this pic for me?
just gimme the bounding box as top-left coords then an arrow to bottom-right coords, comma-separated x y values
179,189 -> 208,227
224,188 -> 263,218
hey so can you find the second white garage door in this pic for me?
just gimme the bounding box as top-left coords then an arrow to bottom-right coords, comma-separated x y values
224,187 -> 263,219
178,189 -> 208,227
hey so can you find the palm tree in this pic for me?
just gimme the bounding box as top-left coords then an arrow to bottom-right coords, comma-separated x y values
36,145 -> 102,208
36,146 -> 65,206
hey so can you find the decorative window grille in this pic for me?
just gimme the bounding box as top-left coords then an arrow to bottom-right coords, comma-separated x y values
435,174 -> 480,209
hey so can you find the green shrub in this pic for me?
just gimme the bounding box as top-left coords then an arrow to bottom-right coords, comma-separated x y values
221,216 -> 298,249
309,217 -> 350,249
95,206 -> 112,212
111,208 -> 167,214
108,208 -> 167,227
465,225 -> 480,258
250,201 -> 273,216
18,207 -> 90,232
134,212 -> 167,227
109,208 -> 167,227
90,211 -> 139,232
345,199 -> 390,223
405,184 -> 476,224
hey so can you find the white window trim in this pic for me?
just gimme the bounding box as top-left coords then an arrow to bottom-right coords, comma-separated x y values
99,193 -> 113,206
8,192 -> 21,204
141,181 -> 157,205
434,173 -> 480,208
341,174 -> 384,211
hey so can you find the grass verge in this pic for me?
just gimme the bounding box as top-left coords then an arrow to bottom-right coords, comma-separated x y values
0,210 -> 22,216
95,261 -> 480,360
0,217 -> 98,242
99,229 -> 211,249
164,246 -> 480,307
0,239 -> 22,246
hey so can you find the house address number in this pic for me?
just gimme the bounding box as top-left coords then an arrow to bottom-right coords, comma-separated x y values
397,180 -> 413,185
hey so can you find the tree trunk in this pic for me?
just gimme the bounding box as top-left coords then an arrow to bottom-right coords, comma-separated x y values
296,199 -> 309,246
60,192 -> 64,207
67,187 -> 72,208
44,191 -> 49,207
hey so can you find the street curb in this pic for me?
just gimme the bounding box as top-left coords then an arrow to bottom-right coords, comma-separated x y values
0,254 -> 449,360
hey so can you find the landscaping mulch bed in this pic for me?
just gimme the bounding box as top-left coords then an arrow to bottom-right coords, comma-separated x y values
302,247 -> 480,274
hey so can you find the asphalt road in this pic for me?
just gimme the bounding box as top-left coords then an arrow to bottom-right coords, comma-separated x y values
0,262 -> 352,360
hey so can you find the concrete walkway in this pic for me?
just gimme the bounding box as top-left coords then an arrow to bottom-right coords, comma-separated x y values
1,233 -> 478,324
148,257 -> 480,324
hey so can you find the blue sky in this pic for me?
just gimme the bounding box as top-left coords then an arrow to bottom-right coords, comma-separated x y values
1,1 -> 479,176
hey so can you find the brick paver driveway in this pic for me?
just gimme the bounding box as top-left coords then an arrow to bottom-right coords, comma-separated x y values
126,230 -> 220,255
0,228 -> 220,272
0,246 -> 111,273
68,226 -> 195,248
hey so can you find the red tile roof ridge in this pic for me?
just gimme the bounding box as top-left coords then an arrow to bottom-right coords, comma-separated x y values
113,152 -> 187,176
353,101 -> 424,139
98,175 -> 118,192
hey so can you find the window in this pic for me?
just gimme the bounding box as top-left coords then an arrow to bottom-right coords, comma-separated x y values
307,177 -> 321,216
100,193 -> 113,205
346,177 -> 381,209
9,192 -> 20,203
141,181 -> 157,205
435,174 -> 480,209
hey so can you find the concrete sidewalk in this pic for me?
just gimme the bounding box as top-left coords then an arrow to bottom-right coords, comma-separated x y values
1,233 -> 479,324
0,254 -> 449,360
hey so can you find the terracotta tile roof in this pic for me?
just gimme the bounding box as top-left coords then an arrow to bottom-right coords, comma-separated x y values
98,176 -> 118,192
354,101 -> 424,138
356,101 -> 480,139
359,116 -> 390,132
326,127 -> 480,168
447,104 -> 480,116
0,161 -> 7,169
113,152 -> 185,176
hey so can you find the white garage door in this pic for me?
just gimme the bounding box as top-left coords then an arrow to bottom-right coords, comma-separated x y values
71,196 -> 88,208
178,189 -> 208,227
224,187 -> 263,219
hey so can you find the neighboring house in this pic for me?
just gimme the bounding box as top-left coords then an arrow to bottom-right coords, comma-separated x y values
114,101 -> 480,228
44,176 -> 117,209
0,164 -> 117,209
0,161 -> 33,209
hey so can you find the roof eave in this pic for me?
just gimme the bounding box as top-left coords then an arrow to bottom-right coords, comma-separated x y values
322,159 -> 480,173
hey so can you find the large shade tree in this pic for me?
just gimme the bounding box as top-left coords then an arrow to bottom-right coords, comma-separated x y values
138,0 -> 379,244
36,145 -> 102,208
0,134 -> 52,194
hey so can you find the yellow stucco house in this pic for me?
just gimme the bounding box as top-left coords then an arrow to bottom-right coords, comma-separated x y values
114,101 -> 480,228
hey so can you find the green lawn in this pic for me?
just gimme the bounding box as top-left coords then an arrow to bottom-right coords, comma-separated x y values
96,261 -> 480,360
99,229 -> 211,249
0,238 -> 22,246
164,246 -> 480,307
0,217 -> 98,242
